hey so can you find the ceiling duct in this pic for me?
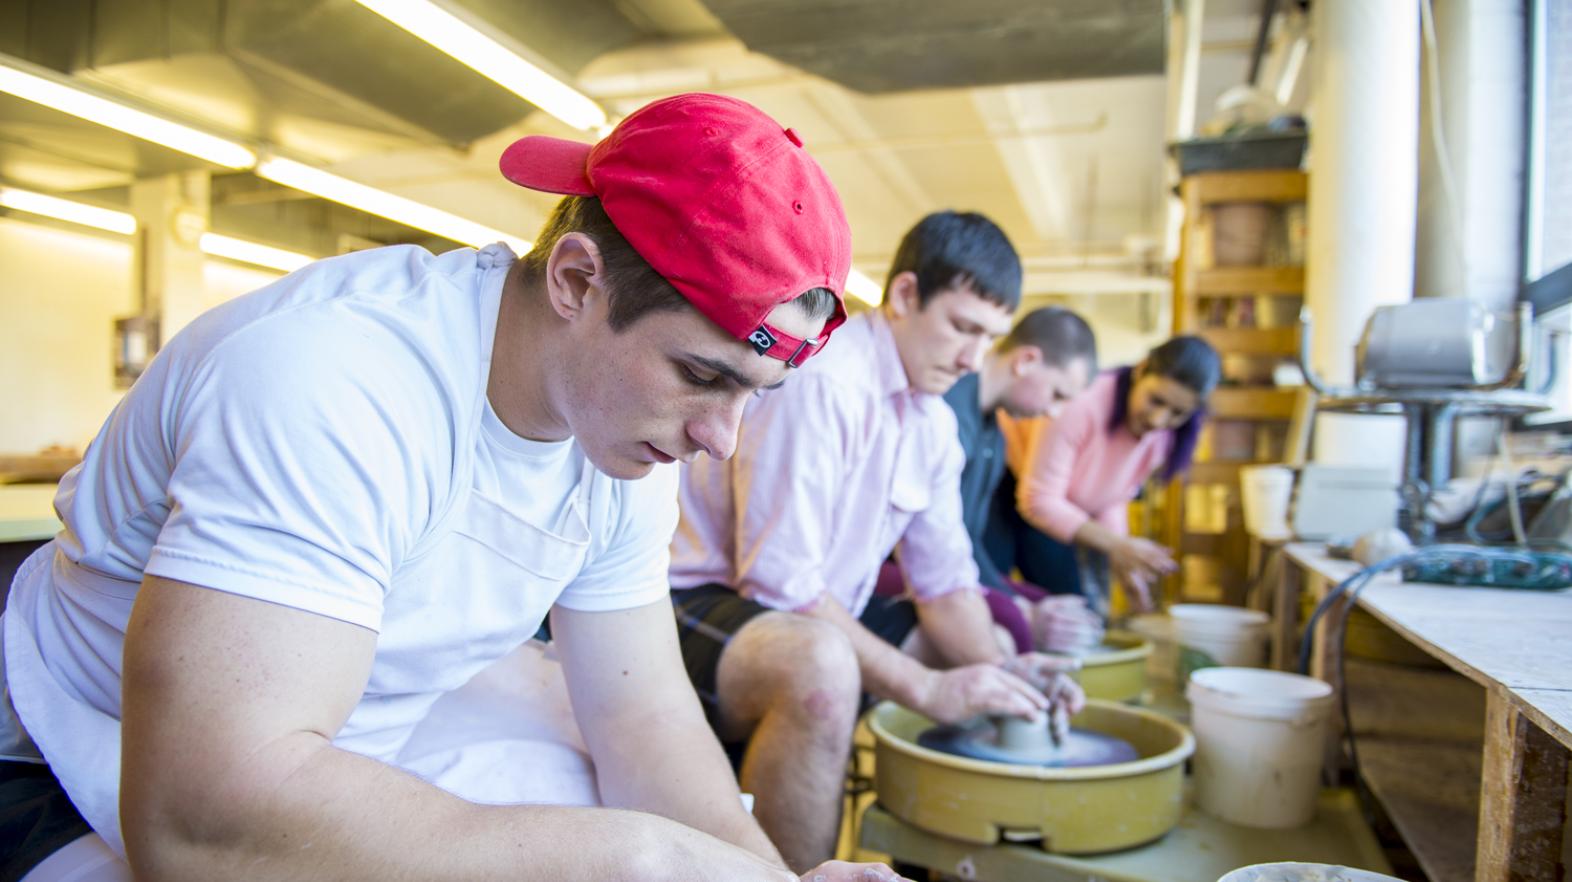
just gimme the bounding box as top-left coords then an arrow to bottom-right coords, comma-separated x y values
1,0 -> 647,145
695,0 -> 1165,93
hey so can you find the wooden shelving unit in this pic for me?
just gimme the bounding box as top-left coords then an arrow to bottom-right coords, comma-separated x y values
1164,168 -> 1308,604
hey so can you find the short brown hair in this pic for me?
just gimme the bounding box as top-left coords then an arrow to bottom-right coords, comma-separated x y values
519,196 -> 838,332
1000,306 -> 1097,371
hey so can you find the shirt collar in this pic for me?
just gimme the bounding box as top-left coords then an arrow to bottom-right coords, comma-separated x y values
864,310 -> 911,399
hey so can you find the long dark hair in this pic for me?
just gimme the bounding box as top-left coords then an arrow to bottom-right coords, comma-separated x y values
1107,335 -> 1221,481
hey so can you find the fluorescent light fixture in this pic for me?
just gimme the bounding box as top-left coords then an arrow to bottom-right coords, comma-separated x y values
0,186 -> 137,235
255,156 -> 532,252
845,268 -> 884,307
354,0 -> 607,132
0,54 -> 256,169
199,233 -> 313,273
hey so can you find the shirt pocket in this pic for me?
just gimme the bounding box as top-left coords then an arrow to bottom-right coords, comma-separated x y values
451,491 -> 590,582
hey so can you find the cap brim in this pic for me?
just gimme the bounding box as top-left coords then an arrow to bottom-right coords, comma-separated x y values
499,135 -> 595,197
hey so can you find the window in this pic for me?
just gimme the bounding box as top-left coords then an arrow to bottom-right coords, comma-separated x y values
1525,0 -> 1572,314
1522,0 -> 1571,430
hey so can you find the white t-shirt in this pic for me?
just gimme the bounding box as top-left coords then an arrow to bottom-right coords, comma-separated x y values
0,243 -> 677,850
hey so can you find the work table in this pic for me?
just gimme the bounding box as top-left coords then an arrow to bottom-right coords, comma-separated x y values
1279,542 -> 1572,882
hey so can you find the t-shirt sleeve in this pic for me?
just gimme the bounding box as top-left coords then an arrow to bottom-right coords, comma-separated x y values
144,313 -> 439,632
553,463 -> 680,613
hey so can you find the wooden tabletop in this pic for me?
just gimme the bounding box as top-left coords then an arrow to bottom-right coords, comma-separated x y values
0,484 -> 60,543
1285,542 -> 1572,749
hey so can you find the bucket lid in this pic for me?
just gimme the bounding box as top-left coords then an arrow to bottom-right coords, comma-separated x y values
1170,604 -> 1270,638
1170,604 -> 1270,626
1217,863 -> 1402,882
1187,667 -> 1333,721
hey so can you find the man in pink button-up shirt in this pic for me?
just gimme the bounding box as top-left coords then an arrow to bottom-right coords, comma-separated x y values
669,212 -> 1085,870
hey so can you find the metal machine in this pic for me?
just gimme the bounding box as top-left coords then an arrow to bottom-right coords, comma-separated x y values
1299,300 -> 1556,542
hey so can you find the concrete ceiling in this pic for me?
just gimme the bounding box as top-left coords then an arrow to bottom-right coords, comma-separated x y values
0,0 -> 1280,296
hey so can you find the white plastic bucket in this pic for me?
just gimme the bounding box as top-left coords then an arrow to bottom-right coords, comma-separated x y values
1240,465 -> 1295,540
1188,668 -> 1334,829
1217,862 -> 1401,882
1170,604 -> 1270,677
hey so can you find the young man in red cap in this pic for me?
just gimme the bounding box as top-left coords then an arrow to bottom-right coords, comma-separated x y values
670,211 -> 1087,868
0,94 -> 902,882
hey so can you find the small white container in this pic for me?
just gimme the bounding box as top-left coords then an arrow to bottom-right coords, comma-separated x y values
1240,465 -> 1295,540
1169,604 -> 1271,675
1188,668 -> 1334,829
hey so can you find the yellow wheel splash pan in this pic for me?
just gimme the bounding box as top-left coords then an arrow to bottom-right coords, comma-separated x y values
867,699 -> 1194,855
1078,631 -> 1153,703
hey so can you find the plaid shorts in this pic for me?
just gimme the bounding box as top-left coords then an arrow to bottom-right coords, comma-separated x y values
671,584 -> 917,743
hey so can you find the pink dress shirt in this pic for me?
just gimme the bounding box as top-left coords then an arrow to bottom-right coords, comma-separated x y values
670,311 -> 979,617
1011,371 -> 1175,543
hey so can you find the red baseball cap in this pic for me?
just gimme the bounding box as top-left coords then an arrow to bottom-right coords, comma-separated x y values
498,93 -> 850,366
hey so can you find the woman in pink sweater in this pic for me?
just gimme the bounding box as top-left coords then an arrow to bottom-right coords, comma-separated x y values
992,336 -> 1220,616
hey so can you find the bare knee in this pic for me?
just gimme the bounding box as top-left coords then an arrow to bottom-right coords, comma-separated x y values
718,613 -> 861,734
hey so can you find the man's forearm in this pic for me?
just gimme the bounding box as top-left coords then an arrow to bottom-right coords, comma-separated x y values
914,589 -> 1008,668
123,733 -> 793,882
592,706 -> 785,867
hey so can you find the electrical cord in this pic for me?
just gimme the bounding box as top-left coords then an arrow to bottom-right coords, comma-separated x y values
1296,551 -> 1428,807
1496,427 -> 1530,546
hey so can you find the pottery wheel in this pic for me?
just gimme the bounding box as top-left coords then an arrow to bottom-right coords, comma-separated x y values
917,723 -> 1140,767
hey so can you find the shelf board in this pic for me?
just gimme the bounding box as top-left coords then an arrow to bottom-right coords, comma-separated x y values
1184,169 -> 1308,204
1186,460 -> 1278,484
1209,387 -> 1300,420
1197,326 -> 1298,356
1192,266 -> 1304,296
1356,737 -> 1481,882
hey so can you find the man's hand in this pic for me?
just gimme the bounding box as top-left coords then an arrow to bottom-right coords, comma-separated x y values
799,861 -> 916,881
914,663 -> 1048,725
1108,538 -> 1177,610
1029,595 -> 1105,654
1001,652 -> 1087,744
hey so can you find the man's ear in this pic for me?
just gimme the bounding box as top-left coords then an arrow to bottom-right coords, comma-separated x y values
884,271 -> 921,318
543,232 -> 606,322
1012,345 -> 1043,376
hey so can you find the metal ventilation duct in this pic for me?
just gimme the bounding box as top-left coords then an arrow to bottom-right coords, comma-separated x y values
1,0 -> 647,145
696,0 -> 1165,93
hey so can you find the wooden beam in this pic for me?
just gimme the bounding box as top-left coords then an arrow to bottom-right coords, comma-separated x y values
1186,170 -> 1309,204
1193,266 -> 1305,295
1198,326 -> 1299,356
1210,388 -> 1301,420
1477,688 -> 1569,881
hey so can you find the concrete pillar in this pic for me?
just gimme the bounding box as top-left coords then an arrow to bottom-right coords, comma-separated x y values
1163,0 -> 1206,263
1415,0 -> 1525,307
1413,0 -> 1527,466
131,171 -> 210,347
1305,1 -> 1419,469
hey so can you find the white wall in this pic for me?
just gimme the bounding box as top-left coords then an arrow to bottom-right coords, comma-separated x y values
0,216 -> 283,453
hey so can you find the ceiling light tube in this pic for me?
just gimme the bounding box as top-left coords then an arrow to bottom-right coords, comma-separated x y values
0,54 -> 256,169
0,186 -> 137,235
845,268 -> 884,307
354,0 -> 607,132
255,156 -> 532,252
199,233 -> 314,273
